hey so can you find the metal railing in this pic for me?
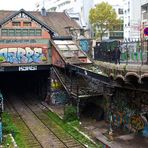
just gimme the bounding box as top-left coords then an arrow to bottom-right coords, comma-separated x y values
94,40 -> 148,65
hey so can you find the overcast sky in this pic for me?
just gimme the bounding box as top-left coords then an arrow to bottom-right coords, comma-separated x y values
0,0 -> 40,10
94,0 -> 123,5
0,0 -> 123,11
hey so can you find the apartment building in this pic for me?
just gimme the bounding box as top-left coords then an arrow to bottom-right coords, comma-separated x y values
141,0 -> 148,40
123,0 -> 141,41
45,0 -> 93,30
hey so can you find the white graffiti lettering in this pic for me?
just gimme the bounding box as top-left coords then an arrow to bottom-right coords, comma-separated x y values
19,66 -> 37,71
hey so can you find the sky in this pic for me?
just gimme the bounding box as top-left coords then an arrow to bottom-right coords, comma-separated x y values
0,0 -> 123,11
0,0 -> 40,11
94,0 -> 123,5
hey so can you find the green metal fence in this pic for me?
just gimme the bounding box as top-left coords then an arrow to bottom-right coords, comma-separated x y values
120,40 -> 148,64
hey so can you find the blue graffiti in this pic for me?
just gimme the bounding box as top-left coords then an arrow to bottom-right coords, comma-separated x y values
33,50 -> 42,63
0,47 -> 46,64
26,49 -> 34,63
16,49 -> 25,63
143,125 -> 148,137
80,39 -> 89,52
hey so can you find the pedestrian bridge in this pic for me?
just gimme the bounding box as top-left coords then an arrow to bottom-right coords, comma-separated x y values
94,60 -> 148,90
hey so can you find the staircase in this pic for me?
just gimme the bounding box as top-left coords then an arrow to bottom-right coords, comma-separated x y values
52,66 -> 102,99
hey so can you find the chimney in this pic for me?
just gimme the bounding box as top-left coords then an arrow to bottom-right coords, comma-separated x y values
41,7 -> 46,16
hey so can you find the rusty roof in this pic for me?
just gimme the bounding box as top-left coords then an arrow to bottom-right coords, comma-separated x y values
0,9 -> 80,36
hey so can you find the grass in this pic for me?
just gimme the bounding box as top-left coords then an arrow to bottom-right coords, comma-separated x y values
45,109 -> 102,148
2,112 -> 27,148
2,109 -> 102,148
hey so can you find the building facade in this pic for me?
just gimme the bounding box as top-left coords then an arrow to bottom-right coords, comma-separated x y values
109,4 -> 124,40
141,0 -> 148,40
46,0 -> 94,31
0,8 -> 80,70
123,0 -> 141,41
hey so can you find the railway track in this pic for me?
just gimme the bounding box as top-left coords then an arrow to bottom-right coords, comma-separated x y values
7,95 -> 86,148
6,101 -> 43,148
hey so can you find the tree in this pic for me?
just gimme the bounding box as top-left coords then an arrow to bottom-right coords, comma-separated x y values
89,2 -> 121,41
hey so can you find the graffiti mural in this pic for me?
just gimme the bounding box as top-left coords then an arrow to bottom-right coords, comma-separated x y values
111,111 -> 148,133
130,115 -> 144,132
0,47 -> 48,64
79,39 -> 90,52
50,70 -> 68,105
107,89 -> 148,136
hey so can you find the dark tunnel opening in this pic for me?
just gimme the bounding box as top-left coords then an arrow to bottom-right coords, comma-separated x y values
0,70 -> 50,101
81,101 -> 104,121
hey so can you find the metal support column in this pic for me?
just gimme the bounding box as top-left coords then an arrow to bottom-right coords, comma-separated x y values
76,74 -> 80,120
70,70 -> 73,92
108,87 -> 115,135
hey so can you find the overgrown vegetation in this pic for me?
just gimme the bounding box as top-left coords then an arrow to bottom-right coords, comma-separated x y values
63,105 -> 78,122
2,112 -> 26,147
46,106 -> 102,148
2,107 -> 102,148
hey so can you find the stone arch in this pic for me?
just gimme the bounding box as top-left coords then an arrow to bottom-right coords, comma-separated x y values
115,74 -> 125,85
125,72 -> 140,85
109,73 -> 114,80
141,73 -> 148,80
141,73 -> 148,87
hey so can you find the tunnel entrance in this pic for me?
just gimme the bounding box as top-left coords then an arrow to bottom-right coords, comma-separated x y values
80,96 -> 104,121
0,70 -> 50,101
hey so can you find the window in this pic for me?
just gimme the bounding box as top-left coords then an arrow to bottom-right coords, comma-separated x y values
1,29 -> 8,36
16,29 -> 22,36
118,8 -> 123,14
36,29 -> 42,36
1,28 -> 42,36
23,22 -> 31,27
9,29 -> 15,36
22,29 -> 28,36
12,22 -> 21,26
29,29 -> 35,36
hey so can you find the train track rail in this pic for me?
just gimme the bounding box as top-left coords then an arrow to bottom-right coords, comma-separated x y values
6,101 -> 43,148
7,95 -> 86,148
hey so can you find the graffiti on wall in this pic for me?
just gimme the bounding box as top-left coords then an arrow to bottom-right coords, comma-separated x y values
79,39 -> 90,52
50,70 -> 68,105
130,115 -> 144,131
0,47 -> 48,64
106,89 -> 148,136
51,79 -> 68,104
112,111 -> 147,133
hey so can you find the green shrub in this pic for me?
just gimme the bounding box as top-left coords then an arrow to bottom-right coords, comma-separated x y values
63,105 -> 78,122
2,112 -> 19,137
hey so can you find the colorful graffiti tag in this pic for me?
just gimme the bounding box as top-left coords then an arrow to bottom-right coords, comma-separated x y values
0,47 -> 48,64
79,39 -> 89,52
107,89 -> 148,136
111,111 -> 147,133
130,115 -> 144,132
51,78 -> 68,104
